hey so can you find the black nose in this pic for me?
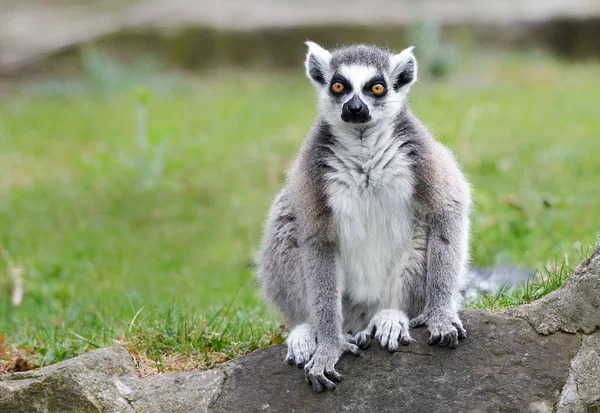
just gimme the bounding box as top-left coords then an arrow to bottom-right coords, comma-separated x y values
341,94 -> 370,124
348,99 -> 363,113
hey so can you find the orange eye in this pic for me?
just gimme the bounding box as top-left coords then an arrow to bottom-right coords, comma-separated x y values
371,84 -> 385,95
331,82 -> 344,93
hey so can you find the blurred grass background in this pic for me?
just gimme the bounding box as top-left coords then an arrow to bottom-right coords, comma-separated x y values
1,28 -> 599,371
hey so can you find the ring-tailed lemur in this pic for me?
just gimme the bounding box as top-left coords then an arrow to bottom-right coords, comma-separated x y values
256,41 -> 471,392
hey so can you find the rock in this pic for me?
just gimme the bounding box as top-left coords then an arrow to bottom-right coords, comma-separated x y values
505,239 -> 600,335
1,238 -> 598,412
556,332 -> 600,412
214,311 -> 580,413
126,369 -> 224,413
0,346 -> 224,413
0,346 -> 136,413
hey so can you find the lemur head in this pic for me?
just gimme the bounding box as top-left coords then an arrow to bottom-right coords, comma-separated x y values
304,42 -> 417,128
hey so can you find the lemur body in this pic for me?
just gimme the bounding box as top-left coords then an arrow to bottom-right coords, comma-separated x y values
257,42 -> 471,392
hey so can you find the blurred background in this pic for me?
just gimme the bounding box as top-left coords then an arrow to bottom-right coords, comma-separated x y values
1,0 -> 599,373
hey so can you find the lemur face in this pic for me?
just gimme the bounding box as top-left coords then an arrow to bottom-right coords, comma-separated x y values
305,42 -> 418,128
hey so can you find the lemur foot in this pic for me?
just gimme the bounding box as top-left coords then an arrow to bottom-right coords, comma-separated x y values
410,312 -> 467,348
357,309 -> 413,352
285,323 -> 317,367
304,335 -> 360,392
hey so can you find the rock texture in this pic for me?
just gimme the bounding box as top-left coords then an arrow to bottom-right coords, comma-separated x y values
505,241 -> 600,335
556,333 -> 600,412
215,311 -> 580,413
1,238 -> 599,412
0,346 -> 224,413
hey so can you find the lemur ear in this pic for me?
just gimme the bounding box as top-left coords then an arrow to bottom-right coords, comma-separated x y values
390,46 -> 418,91
304,41 -> 331,87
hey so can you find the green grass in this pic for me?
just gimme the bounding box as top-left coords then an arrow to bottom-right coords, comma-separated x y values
1,49 -> 599,372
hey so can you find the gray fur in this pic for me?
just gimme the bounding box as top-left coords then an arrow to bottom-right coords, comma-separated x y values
257,42 -> 471,392
329,44 -> 390,73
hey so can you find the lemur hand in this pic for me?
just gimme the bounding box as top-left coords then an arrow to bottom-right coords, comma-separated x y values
410,311 -> 467,349
304,335 -> 359,392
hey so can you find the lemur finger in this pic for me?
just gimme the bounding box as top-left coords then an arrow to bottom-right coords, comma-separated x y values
299,344 -> 311,366
386,323 -> 402,352
449,330 -> 458,347
440,329 -> 458,348
410,314 -> 427,328
400,332 -> 414,346
453,322 -> 467,339
378,321 -> 390,348
321,375 -> 337,391
285,353 -> 295,365
438,333 -> 451,347
303,359 -> 314,382
344,333 -> 357,345
343,342 -> 361,356
355,332 -> 372,350
309,372 -> 336,392
325,368 -> 343,382
310,378 -> 324,393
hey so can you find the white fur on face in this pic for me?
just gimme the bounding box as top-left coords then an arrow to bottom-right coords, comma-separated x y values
318,64 -> 378,130
338,64 -> 378,103
318,63 -> 411,133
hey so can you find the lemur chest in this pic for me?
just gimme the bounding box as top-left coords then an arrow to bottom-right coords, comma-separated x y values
324,134 -> 416,304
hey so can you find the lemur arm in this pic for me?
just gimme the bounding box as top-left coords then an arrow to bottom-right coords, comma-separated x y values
290,136 -> 358,391
424,204 -> 469,320
300,237 -> 342,346
293,147 -> 343,349
411,138 -> 471,347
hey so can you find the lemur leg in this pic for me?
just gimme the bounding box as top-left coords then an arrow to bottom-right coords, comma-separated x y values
355,309 -> 413,352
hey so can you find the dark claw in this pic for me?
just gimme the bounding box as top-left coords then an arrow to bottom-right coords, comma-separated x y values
401,336 -> 412,346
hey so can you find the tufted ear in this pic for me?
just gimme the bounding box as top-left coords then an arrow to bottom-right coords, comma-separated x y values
304,41 -> 332,87
390,46 -> 418,91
